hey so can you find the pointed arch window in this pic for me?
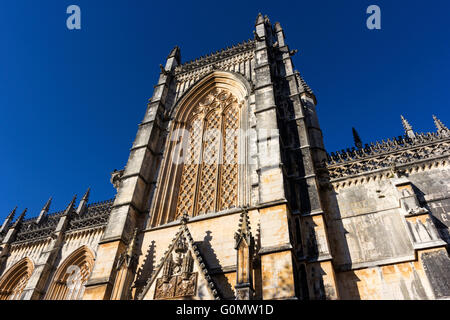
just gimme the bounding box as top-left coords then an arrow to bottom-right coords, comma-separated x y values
44,246 -> 94,300
0,258 -> 34,300
175,88 -> 241,218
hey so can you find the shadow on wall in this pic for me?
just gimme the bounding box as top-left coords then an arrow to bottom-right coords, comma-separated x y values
133,240 -> 156,299
322,184 -> 361,300
199,230 -> 234,299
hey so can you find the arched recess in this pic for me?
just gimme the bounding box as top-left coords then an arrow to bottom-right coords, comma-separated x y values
44,246 -> 95,300
0,257 -> 34,300
149,71 -> 252,227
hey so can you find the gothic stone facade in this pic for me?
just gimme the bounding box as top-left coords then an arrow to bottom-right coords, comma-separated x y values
1,14 -> 450,300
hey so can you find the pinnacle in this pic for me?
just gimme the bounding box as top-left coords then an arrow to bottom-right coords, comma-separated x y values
8,206 -> 17,220
81,187 -> 91,201
274,22 -> 283,32
13,208 -> 27,226
352,127 -> 363,149
255,13 -> 264,25
401,115 -> 413,131
433,114 -> 448,132
42,197 -> 52,212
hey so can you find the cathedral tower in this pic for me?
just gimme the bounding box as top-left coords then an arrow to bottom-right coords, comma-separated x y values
83,13 -> 339,300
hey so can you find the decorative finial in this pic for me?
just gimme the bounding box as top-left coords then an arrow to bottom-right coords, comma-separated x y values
0,207 -> 17,232
274,22 -> 283,32
81,188 -> 90,202
167,46 -> 181,64
180,212 -> 189,225
63,195 -> 77,216
13,208 -> 27,227
352,127 -> 363,149
42,197 -> 52,212
234,206 -> 253,249
255,13 -> 264,25
36,197 -> 52,224
433,115 -> 448,133
7,207 -> 17,220
401,115 -> 415,139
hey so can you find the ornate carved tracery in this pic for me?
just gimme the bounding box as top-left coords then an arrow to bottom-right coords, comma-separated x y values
44,246 -> 94,300
175,88 -> 241,218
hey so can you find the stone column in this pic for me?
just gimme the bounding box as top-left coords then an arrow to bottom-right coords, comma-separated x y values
253,13 -> 296,300
273,21 -> 339,300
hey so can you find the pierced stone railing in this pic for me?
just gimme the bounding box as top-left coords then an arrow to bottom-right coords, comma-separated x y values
326,131 -> 450,180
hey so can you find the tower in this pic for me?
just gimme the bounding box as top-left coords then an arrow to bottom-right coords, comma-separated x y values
83,13 -> 339,300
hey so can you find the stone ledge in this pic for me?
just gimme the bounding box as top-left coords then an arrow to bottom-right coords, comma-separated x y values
84,277 -> 113,288
258,243 -> 293,256
413,240 -> 447,251
335,254 -> 416,272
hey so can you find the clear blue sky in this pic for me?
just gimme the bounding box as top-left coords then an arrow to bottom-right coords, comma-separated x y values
1,0 -> 449,220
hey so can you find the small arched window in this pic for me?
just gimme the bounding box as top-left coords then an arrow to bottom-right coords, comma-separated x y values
44,246 -> 94,300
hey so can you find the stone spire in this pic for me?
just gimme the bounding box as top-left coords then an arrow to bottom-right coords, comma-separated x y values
234,207 -> 255,300
167,46 -> 181,64
433,115 -> 448,133
13,208 -> 27,227
255,12 -> 264,25
36,197 -> 52,224
401,115 -> 416,139
63,195 -> 77,217
352,127 -> 363,149
0,207 -> 17,233
235,207 -> 253,247
76,188 -> 90,215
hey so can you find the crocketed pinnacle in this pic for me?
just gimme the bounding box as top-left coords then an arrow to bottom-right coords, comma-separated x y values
401,115 -> 416,139
433,115 -> 448,132
352,127 -> 363,149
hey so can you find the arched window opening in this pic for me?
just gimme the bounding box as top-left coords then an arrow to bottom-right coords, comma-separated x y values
44,246 -> 94,300
0,258 -> 34,300
175,88 -> 241,219
149,71 -> 251,227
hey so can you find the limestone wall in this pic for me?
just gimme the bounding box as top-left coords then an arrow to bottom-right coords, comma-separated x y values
325,163 -> 450,299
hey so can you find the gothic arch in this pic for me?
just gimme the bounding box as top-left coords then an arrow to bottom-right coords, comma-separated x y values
0,257 -> 34,300
149,71 -> 251,227
44,245 -> 95,300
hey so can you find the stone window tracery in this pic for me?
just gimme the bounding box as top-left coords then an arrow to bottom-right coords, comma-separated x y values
44,246 -> 94,300
175,88 -> 241,219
